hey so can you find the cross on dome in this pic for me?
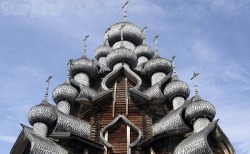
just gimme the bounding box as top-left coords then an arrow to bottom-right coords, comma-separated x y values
44,76 -> 52,101
83,35 -> 89,58
190,71 -> 200,95
171,56 -> 176,75
153,35 -> 159,56
141,26 -> 148,43
66,59 -> 73,81
119,24 -> 126,47
122,1 -> 129,21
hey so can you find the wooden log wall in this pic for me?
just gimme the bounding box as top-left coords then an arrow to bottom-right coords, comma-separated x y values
77,74 -> 154,153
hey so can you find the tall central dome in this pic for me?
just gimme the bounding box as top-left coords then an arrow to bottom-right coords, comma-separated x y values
105,22 -> 144,47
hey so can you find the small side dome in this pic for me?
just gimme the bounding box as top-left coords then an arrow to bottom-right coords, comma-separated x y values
185,95 -> 216,125
106,48 -> 138,69
164,75 -> 190,101
134,44 -> 154,59
27,103 -> 57,127
52,81 -> 78,104
104,22 -> 144,46
95,45 -> 113,61
71,58 -> 98,78
144,58 -> 173,77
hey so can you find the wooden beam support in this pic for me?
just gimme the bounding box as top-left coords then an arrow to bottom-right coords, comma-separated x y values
127,125 -> 131,154
112,80 -> 117,118
104,131 -> 108,154
125,77 -> 129,116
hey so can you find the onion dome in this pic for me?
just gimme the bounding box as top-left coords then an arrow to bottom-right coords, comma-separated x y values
52,80 -> 78,104
106,48 -> 138,69
113,40 -> 136,51
134,44 -> 154,59
185,95 -> 216,125
27,101 -> 57,127
164,75 -> 190,101
95,45 -> 113,61
70,57 -> 98,78
144,58 -> 173,77
104,22 -> 144,46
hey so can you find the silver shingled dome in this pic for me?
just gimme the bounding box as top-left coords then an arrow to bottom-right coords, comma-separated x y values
185,95 -> 216,124
134,44 -> 154,59
95,45 -> 113,61
104,22 -> 144,46
144,58 -> 173,77
164,75 -> 190,101
27,102 -> 57,126
71,57 -> 98,78
52,81 -> 78,104
106,47 -> 138,69
112,41 -> 136,51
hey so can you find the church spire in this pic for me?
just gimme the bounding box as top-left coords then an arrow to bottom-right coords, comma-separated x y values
43,76 -> 52,102
83,35 -> 89,58
153,35 -> 159,57
141,26 -> 148,44
122,1 -> 129,21
191,71 -> 200,95
119,24 -> 126,47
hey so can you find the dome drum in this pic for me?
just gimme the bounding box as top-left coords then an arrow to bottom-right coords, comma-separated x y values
151,72 -> 167,86
33,122 -> 48,137
74,72 -> 90,86
137,56 -> 148,66
57,100 -> 71,115
193,117 -> 210,133
172,97 -> 185,110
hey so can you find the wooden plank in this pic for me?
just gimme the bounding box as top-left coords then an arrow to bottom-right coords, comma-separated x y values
127,125 -> 131,154
112,80 -> 117,118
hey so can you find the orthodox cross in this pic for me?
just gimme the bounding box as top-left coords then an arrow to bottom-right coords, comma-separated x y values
44,76 -> 53,101
83,35 -> 89,57
171,56 -> 176,74
153,35 -> 159,55
122,1 -> 129,21
141,26 -> 148,43
119,25 -> 126,47
67,59 -> 73,80
190,71 -> 200,95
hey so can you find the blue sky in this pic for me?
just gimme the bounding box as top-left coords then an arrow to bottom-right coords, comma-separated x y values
0,0 -> 250,153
